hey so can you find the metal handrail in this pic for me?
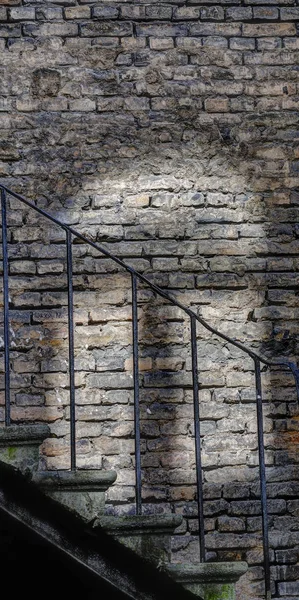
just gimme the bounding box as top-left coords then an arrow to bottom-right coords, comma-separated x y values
1,183 -> 298,598
1,185 -> 298,376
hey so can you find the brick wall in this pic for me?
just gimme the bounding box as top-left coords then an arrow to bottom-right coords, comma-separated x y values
0,0 -> 299,597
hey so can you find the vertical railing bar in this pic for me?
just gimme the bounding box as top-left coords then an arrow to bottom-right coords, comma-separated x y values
254,358 -> 271,600
66,229 -> 76,471
1,188 -> 11,426
191,315 -> 206,562
131,273 -> 142,515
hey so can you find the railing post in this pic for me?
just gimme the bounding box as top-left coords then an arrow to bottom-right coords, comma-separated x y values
254,358 -> 271,600
190,315 -> 206,562
66,229 -> 76,471
1,187 -> 11,426
131,273 -> 142,515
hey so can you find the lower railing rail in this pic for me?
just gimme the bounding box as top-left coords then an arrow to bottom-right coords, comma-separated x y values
1,184 -> 299,599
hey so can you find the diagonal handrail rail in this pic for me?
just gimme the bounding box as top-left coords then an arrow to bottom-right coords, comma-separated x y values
1,184 -> 298,385
1,183 -> 299,600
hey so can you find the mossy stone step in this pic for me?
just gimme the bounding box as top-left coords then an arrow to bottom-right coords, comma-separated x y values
94,514 -> 183,568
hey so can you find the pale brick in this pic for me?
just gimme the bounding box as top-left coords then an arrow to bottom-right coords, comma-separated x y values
203,36 -> 228,48
65,6 -> 90,19
36,8 -> 63,21
277,582 -> 299,595
81,21 -> 132,37
230,37 -> 255,51
23,23 -> 78,37
205,96 -> 229,112
280,7 -> 299,20
243,23 -> 296,36
226,7 -> 252,20
149,37 -> 174,50
201,6 -> 224,20
173,7 -> 200,20
123,97 -> 150,111
136,23 -> 188,37
257,37 -> 282,50
120,5 -> 145,19
69,98 -> 96,111
0,22 -> 20,35
10,260 -> 36,275
92,6 -> 119,19
145,6 -> 172,19
9,7 -> 35,20
253,7 -> 279,19
0,0 -> 20,5
97,97 -> 123,111
190,23 -> 241,36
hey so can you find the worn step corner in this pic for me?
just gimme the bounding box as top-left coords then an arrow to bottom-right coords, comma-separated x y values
31,468 -> 117,523
0,424 -> 51,474
32,468 -> 117,490
94,513 -> 183,535
167,561 -> 248,600
0,424 -> 51,446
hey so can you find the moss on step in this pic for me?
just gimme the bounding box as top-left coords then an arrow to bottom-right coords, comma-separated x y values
7,447 -> 17,461
203,583 -> 234,600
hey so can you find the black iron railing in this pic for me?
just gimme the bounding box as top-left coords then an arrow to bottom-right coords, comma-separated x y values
1,183 -> 299,598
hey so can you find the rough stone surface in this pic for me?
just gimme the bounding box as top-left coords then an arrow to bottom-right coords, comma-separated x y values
33,468 -> 117,521
96,514 -> 182,567
0,1 -> 298,597
168,562 -> 248,600
0,424 -> 50,472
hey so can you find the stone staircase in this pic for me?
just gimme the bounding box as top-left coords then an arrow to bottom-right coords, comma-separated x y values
0,423 -> 247,600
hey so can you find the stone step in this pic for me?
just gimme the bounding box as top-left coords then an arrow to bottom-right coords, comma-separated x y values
33,469 -> 117,522
167,562 -> 248,600
0,426 -> 248,599
94,514 -> 182,568
0,425 -> 50,474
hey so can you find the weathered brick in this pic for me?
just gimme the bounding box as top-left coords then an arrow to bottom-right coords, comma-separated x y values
173,7 -> 200,20
69,98 -> 96,111
218,517 -> 245,532
244,50 -> 297,65
81,22 -> 132,37
230,37 -> 255,51
145,6 -> 172,19
0,22 -> 20,36
36,8 -> 63,21
201,6 -> 224,20
257,37 -> 282,50
280,7 -> 299,20
226,7 -> 252,20
10,260 -> 36,275
92,6 -> 119,19
277,582 -> 299,596
123,97 -> 150,111
136,23 -> 188,37
203,36 -> 228,48
205,96 -> 229,112
243,23 -> 296,36
23,23 -> 78,37
149,37 -> 174,50
283,37 -> 299,50
65,6 -> 90,19
190,23 -> 241,36
253,7 -> 279,19
9,7 -> 35,20
0,0 -> 20,5
120,5 -> 145,19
